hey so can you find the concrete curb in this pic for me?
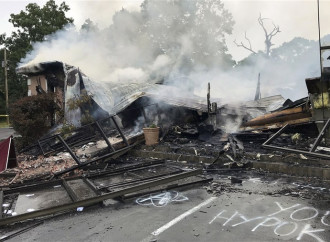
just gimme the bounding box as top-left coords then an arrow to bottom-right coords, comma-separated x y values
252,161 -> 330,180
129,148 -> 330,180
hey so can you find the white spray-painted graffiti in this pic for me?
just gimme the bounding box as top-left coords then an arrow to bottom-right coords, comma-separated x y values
292,182 -> 330,192
136,191 -> 189,207
245,179 -> 330,192
209,202 -> 329,242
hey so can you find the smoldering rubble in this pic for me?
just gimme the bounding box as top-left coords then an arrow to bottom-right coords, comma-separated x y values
0,60 -> 329,242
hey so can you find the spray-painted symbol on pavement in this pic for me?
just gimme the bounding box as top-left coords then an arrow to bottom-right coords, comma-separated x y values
136,191 -> 189,207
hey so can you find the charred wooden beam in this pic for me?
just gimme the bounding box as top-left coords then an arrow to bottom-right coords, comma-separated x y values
241,118 -> 312,131
243,106 -> 311,128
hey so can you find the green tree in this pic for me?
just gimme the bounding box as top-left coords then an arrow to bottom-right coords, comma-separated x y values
0,0 -> 73,112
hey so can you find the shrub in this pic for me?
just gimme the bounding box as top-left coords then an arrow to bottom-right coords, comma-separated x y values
10,93 -> 59,146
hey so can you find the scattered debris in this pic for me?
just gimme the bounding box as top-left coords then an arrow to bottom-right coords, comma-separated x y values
0,62 -> 329,232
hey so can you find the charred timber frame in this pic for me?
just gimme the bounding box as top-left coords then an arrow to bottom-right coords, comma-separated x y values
36,114 -> 137,177
2,160 -> 165,191
38,113 -> 130,156
0,169 -> 201,226
53,144 -> 136,177
262,119 -> 330,160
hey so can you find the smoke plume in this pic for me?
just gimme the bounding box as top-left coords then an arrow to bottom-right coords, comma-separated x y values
20,0 -> 329,104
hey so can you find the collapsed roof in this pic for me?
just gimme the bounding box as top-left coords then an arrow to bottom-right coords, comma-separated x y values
17,61 -> 208,126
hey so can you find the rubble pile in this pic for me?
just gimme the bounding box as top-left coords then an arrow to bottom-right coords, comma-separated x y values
0,153 -> 78,186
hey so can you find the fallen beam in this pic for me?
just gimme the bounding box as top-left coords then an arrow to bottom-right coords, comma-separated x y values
0,169 -> 201,226
3,160 -> 165,194
122,176 -> 213,200
243,106 -> 311,128
0,221 -> 44,241
241,118 -> 312,131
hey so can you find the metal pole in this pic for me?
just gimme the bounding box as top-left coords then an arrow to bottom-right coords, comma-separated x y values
4,48 -> 9,125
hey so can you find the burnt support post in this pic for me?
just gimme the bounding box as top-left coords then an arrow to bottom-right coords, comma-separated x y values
56,135 -> 81,165
111,117 -> 129,146
309,118 -> 330,152
207,82 -> 211,114
94,121 -> 115,152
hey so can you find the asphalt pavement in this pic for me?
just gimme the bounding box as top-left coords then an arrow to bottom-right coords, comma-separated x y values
1,173 -> 329,242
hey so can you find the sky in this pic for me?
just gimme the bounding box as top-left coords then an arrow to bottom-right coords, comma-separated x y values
0,0 -> 330,61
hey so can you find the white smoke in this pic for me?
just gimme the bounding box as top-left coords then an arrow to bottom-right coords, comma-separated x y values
19,0 -> 329,104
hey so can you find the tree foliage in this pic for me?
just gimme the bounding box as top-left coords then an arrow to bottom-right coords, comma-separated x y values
0,0 -> 73,112
10,93 -> 59,146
